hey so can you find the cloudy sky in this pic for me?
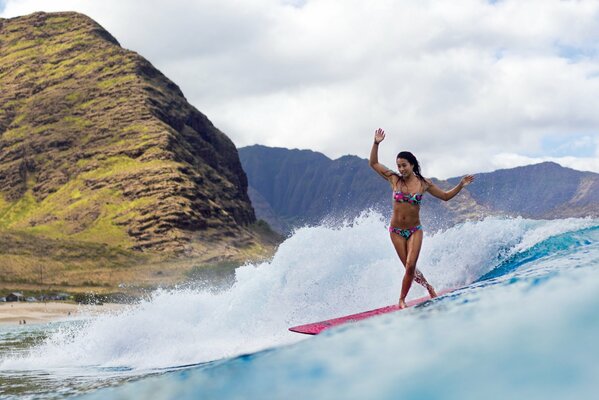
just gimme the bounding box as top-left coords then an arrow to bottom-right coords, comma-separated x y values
2,0 -> 599,178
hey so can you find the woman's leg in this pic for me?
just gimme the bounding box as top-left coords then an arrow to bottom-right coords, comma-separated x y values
390,230 -> 436,306
390,231 -> 435,291
390,230 -> 408,267
406,230 -> 437,299
397,229 -> 423,308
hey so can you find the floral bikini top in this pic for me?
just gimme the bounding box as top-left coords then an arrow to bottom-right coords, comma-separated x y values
393,191 -> 423,205
392,176 -> 424,205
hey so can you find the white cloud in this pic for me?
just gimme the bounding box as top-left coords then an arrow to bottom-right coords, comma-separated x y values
2,0 -> 599,178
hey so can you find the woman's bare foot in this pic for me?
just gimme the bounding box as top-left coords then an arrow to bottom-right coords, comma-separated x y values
399,298 -> 407,309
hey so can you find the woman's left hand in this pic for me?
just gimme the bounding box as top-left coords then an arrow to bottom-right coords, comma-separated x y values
460,175 -> 475,187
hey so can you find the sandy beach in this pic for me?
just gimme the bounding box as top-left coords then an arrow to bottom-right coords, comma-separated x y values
0,302 -> 126,326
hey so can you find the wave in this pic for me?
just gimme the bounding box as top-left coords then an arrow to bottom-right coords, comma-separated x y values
82,219 -> 599,400
478,224 -> 598,282
1,213 -> 597,372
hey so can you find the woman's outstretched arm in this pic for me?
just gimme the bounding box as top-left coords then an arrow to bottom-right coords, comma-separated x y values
426,175 -> 475,201
369,128 -> 395,181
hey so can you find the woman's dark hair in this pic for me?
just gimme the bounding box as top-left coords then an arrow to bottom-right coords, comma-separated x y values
396,151 -> 426,182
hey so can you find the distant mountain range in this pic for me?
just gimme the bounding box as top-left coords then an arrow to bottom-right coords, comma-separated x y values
239,145 -> 599,234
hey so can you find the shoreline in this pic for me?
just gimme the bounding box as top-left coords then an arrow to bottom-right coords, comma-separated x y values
0,301 -> 126,326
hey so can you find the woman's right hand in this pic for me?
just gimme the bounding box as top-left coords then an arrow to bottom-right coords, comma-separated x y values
374,128 -> 385,144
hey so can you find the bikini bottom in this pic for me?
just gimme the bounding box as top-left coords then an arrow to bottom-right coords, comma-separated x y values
388,225 -> 422,239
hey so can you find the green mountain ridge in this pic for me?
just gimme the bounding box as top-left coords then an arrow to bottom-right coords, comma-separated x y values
0,11 -> 273,257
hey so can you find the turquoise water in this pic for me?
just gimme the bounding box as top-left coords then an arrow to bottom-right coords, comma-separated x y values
1,214 -> 598,399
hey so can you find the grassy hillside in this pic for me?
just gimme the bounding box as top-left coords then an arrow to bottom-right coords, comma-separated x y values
0,11 -> 264,253
0,221 -> 278,294
0,12 -> 282,293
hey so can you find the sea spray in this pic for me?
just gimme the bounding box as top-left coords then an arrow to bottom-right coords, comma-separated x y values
1,214 -> 595,372
86,225 -> 599,400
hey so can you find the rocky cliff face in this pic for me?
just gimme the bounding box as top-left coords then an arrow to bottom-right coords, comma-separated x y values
239,146 -> 598,233
0,12 -> 259,255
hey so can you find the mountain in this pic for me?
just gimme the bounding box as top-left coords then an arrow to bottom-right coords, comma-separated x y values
238,146 -> 391,231
0,12 -> 275,259
239,145 -> 598,233
447,162 -> 599,219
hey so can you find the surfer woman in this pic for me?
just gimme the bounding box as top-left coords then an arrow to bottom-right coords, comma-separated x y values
369,128 -> 474,308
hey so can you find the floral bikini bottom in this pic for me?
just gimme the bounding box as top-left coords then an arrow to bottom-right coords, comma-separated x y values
388,225 -> 422,239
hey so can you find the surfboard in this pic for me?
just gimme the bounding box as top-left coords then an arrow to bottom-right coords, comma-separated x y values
289,288 -> 457,335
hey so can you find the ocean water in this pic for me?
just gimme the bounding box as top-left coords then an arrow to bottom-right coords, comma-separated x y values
0,213 -> 598,399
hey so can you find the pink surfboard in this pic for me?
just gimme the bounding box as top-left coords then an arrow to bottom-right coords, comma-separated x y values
289,288 -> 457,335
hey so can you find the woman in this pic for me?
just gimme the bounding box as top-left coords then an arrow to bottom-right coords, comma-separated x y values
369,128 -> 474,308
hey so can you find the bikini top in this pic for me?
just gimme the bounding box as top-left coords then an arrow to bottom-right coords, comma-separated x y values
393,191 -> 423,205
393,176 -> 424,205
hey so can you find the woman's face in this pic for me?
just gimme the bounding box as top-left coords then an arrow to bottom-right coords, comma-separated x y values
396,158 -> 413,177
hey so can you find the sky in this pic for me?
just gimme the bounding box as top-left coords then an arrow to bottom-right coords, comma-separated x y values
2,0 -> 599,178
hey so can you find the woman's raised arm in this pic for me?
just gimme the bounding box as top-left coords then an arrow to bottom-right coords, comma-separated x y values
369,128 -> 396,182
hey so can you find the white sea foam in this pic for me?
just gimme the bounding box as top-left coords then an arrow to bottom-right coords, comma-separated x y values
0,214 -> 595,371
84,225 -> 599,400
